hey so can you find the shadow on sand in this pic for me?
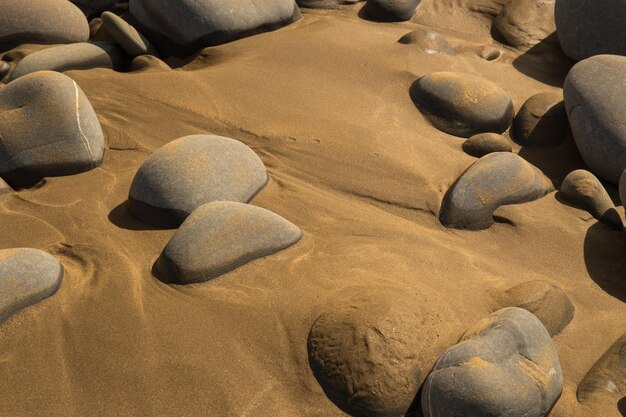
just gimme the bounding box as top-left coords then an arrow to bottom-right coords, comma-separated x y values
512,32 -> 574,88
584,222 -> 626,303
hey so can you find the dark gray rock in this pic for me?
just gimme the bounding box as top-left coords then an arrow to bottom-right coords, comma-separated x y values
561,169 -> 623,230
410,72 -> 514,138
512,92 -> 569,147
422,307 -> 563,417
555,0 -> 626,60
398,29 -> 455,55
501,280 -> 574,336
101,12 -> 157,57
493,0 -> 556,50
462,133 -> 512,157
0,71 -> 105,187
155,201 -> 301,284
439,152 -> 553,230
9,42 -> 125,81
577,333 -> 626,402
130,0 -> 302,53
0,0 -> 89,52
363,0 -> 421,22
0,248 -> 63,323
129,134 -> 268,227
308,292 -> 428,417
563,55 -> 626,184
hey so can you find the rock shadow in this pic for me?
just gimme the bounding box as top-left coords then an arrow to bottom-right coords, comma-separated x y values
512,32 -> 574,88
584,222 -> 626,303
108,200 -> 174,231
618,397 -> 626,417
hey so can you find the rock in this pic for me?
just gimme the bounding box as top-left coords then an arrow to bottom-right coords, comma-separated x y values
563,55 -> 626,184
439,152 -> 553,230
89,18 -> 103,38
501,280 -> 574,336
0,0 -> 89,52
130,55 -> 171,72
621,170 -> 626,207
422,307 -> 563,417
70,0 -> 118,15
130,0 -> 302,53
0,177 -> 12,195
0,248 -> 63,323
128,134 -> 268,227
561,170 -> 623,230
462,133 -> 512,157
101,11 -> 157,57
9,42 -> 125,81
363,0 -> 421,21
555,0 -> 626,60
479,45 -> 503,61
512,92 -> 569,147
577,333 -> 626,402
296,0 -> 339,8
155,201 -> 301,284
493,0 -> 556,50
308,291 -> 429,417
398,29 -> 455,55
0,71 -> 105,187
410,72 -> 514,138
0,61 -> 9,80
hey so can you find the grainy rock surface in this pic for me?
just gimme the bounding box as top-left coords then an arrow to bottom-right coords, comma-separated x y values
363,0 -> 421,22
512,92 -> 569,147
493,0 -> 556,50
462,133 -> 512,157
398,29 -> 455,55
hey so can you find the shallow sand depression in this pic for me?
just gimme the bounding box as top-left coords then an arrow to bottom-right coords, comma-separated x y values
0,3 -> 624,417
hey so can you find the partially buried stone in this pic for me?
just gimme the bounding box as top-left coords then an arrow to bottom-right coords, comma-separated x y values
0,61 -> 9,80
512,92 -> 569,147
0,248 -> 63,323
296,0 -> 339,8
130,55 -> 171,72
410,72 -> 514,138
493,0 -> 556,50
155,201 -> 301,284
422,307 -> 563,417
577,333 -> 626,402
398,29 -> 455,55
462,133 -> 512,157
9,42 -> 125,81
101,11 -> 157,57
560,170 -> 623,230
0,71 -> 105,187
439,152 -> 553,230
363,0 -> 421,21
128,135 -> 268,227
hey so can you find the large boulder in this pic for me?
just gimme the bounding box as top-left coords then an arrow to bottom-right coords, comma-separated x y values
0,0 -> 89,52
555,0 -> 626,61
422,307 -> 563,417
493,0 -> 556,50
0,248 -> 63,323
128,134 -> 268,227
363,0 -> 421,22
155,201 -> 301,284
129,0 -> 302,53
410,72 -> 514,138
439,152 -> 553,230
0,71 -> 105,187
563,55 -> 626,184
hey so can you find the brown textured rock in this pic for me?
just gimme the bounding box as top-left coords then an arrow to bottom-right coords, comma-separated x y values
512,92 -> 569,147
462,133 -> 512,157
493,0 -> 556,50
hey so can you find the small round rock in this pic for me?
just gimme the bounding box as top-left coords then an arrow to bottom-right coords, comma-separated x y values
462,133 -> 512,157
512,92 -> 569,147
398,29 -> 455,55
363,0 -> 421,21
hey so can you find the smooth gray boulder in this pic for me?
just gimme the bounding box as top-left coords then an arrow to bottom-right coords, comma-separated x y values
130,0 -> 302,53
439,152 -> 553,230
561,169 -> 623,230
0,248 -> 63,323
462,133 -> 512,157
493,0 -> 556,50
155,201 -> 301,284
563,55 -> 626,184
363,0 -> 421,22
410,72 -> 514,138
129,134 -> 268,227
577,333 -> 626,402
0,71 -> 105,187
422,307 -> 563,417
0,0 -> 89,52
9,42 -> 125,81
555,0 -> 626,61
101,12 -> 157,57
398,29 -> 455,56
512,92 -> 569,147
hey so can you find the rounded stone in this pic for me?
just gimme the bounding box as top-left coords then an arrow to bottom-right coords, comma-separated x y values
101,11 -> 157,57
130,55 -> 171,72
502,280 -> 574,336
9,42 -> 125,81
439,152 -> 554,230
561,169 -> 623,230
462,133 -> 512,158
0,61 -> 10,80
0,248 -> 63,323
363,0 -> 421,22
493,0 -> 556,50
512,92 -> 569,147
422,307 -> 563,417
128,134 -> 268,227
0,0 -> 89,52
555,0 -> 626,61
479,45 -> 503,61
410,72 -> 514,138
563,55 -> 626,184
398,29 -> 455,55
577,333 -> 626,402
155,201 -> 301,284
0,71 -> 105,187
296,0 -> 339,8
308,292 -> 427,417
